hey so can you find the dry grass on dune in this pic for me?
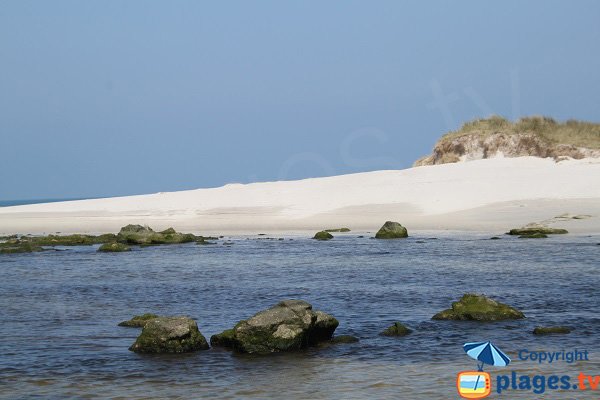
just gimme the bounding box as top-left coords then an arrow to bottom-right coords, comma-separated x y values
444,115 -> 600,149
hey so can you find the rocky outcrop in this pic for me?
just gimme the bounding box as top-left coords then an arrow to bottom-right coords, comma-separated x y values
414,116 -> 600,166
313,231 -> 334,240
118,313 -> 159,327
211,300 -> 339,354
0,239 -> 44,254
508,225 -> 568,235
116,225 -> 196,245
324,228 -> 351,232
380,322 -> 412,336
375,221 -> 408,239
129,316 -> 209,353
432,294 -> 525,321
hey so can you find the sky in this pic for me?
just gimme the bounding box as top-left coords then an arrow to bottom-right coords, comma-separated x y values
1,0 -> 599,200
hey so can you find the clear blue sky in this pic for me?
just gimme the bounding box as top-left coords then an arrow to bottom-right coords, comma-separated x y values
1,1 -> 599,200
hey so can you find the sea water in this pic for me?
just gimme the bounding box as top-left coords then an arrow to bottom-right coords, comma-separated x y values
1,233 -> 599,399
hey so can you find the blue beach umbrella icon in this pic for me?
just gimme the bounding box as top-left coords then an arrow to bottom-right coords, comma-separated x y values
463,341 -> 511,371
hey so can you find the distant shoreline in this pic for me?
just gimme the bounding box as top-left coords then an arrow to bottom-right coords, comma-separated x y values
0,198 -> 94,208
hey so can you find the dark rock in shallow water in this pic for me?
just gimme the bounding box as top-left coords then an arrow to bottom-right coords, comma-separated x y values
213,299 -> 338,354
98,242 -> 131,252
508,225 -> 568,235
118,313 -> 159,327
380,322 -> 412,336
313,231 -> 333,240
533,326 -> 571,335
489,236 -> 501,240
375,221 -> 408,239
518,233 -> 548,239
129,316 -> 209,353
432,294 -> 525,321
330,335 -> 359,344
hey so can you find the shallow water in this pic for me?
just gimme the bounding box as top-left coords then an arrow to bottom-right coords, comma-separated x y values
1,232 -> 599,399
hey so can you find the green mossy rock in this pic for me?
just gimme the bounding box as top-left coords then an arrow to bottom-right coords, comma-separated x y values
118,313 -> 159,327
129,316 -> 209,353
330,335 -> 359,344
98,242 -> 131,252
313,231 -> 334,240
116,225 -> 197,245
221,300 -> 339,354
518,233 -> 548,239
533,326 -> 571,335
28,234 -> 97,246
380,322 -> 412,336
432,294 -> 525,321
508,226 -> 568,235
210,329 -> 236,348
324,228 -> 351,232
375,221 -> 408,239
0,240 -> 45,254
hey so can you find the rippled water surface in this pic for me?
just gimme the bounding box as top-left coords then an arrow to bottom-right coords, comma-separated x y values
1,232 -> 599,399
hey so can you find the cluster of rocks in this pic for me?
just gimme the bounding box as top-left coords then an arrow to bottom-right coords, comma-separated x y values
313,221 -> 408,241
119,294 -> 568,355
0,224 -> 217,254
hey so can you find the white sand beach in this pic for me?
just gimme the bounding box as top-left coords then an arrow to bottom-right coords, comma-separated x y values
1,156 -> 600,235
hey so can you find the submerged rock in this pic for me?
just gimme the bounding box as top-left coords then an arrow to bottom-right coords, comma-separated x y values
380,322 -> 412,336
313,231 -> 334,240
518,233 -> 548,239
432,294 -> 525,321
212,300 -> 338,354
533,326 -> 571,335
375,221 -> 408,239
129,316 -> 209,353
98,242 -> 131,252
118,313 -> 159,327
330,335 -> 359,344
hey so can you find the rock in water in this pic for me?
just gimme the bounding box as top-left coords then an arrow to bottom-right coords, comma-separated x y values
375,221 -> 408,239
533,326 -> 571,335
313,231 -> 334,240
118,313 -> 159,327
518,233 -> 548,239
98,242 -> 131,252
116,224 -> 197,245
129,316 -> 209,353
330,335 -> 359,344
212,300 -> 339,354
508,225 -> 568,235
380,322 -> 412,336
432,293 -> 525,321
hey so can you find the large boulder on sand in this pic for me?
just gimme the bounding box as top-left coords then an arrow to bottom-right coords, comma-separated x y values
129,316 -> 209,353
211,300 -> 339,354
375,221 -> 408,239
432,294 -> 525,321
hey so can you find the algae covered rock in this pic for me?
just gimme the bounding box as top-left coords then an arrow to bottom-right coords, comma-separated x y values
313,231 -> 334,240
375,221 -> 408,239
98,242 -> 131,252
324,228 -> 351,232
210,329 -> 236,348
116,225 -> 197,245
508,225 -> 568,235
533,326 -> 571,335
118,313 -> 159,327
129,316 -> 209,353
213,300 -> 339,354
29,234 -> 97,246
432,294 -> 525,321
0,240 -> 44,254
380,322 -> 412,336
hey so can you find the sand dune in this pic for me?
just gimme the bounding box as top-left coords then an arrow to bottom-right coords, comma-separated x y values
1,157 -> 599,235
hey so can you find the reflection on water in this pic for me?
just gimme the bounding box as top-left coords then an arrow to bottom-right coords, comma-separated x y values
1,233 -> 599,399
